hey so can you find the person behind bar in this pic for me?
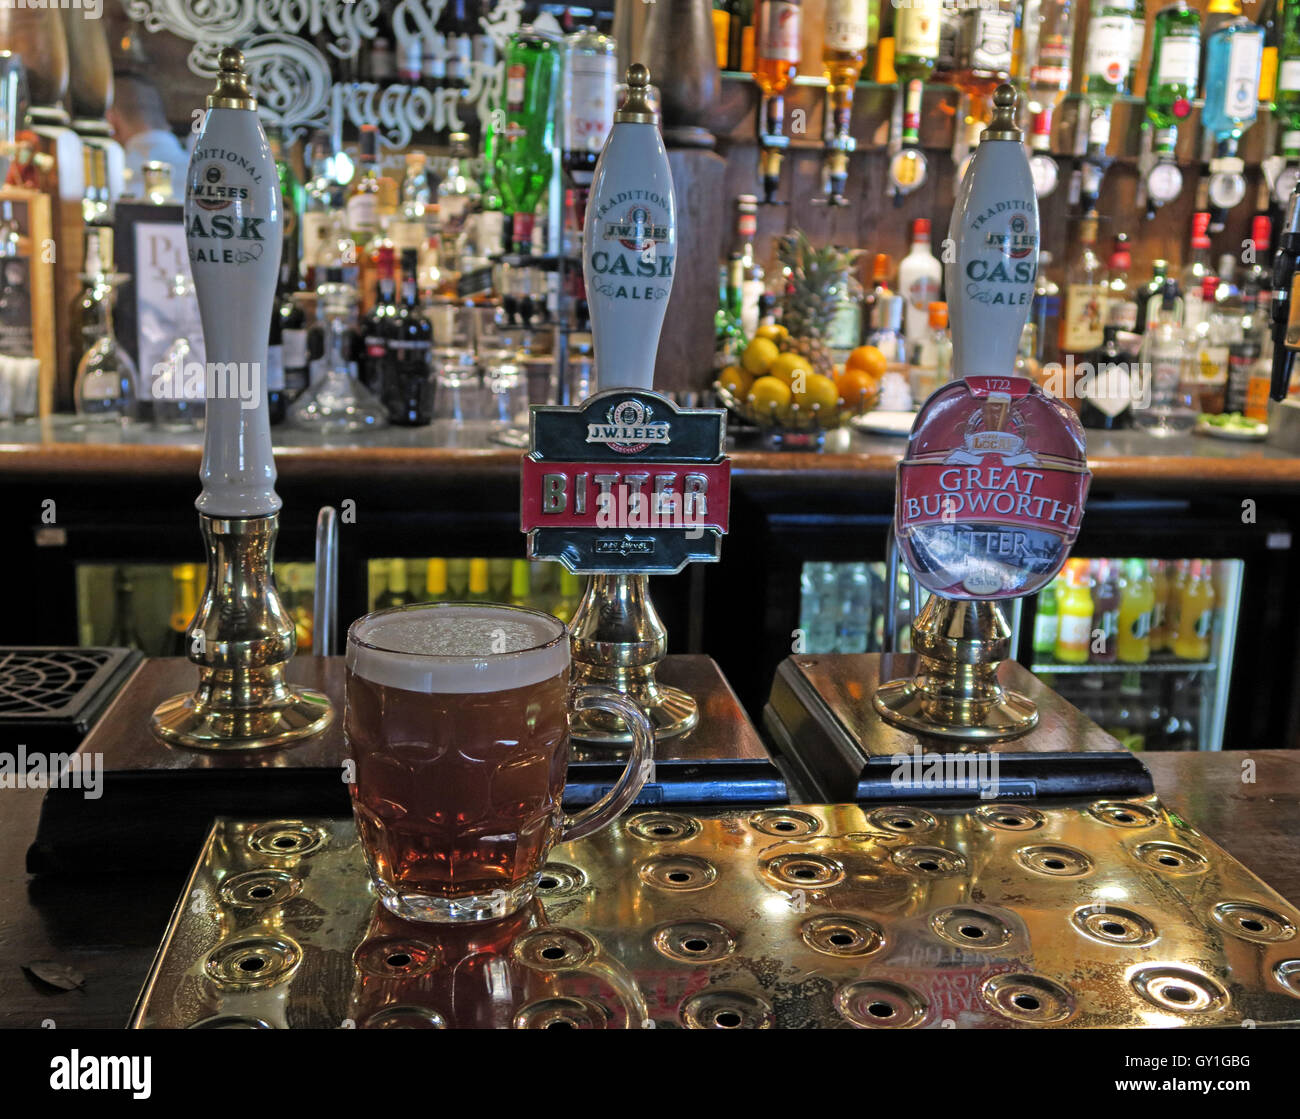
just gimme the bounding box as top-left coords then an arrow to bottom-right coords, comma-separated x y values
108,72 -> 190,200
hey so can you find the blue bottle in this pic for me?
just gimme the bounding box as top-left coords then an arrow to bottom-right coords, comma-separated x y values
1202,18 -> 1264,146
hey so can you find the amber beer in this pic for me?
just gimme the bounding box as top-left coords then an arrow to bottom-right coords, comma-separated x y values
346,602 -> 651,923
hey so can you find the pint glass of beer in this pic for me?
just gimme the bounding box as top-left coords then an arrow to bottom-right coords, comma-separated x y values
345,602 -> 653,922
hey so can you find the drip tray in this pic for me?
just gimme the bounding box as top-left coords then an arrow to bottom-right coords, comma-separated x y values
132,799 -> 1300,1029
28,654 -> 789,875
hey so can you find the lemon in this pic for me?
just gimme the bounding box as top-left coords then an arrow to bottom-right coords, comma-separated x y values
792,372 -> 840,411
768,351 -> 813,386
741,336 -> 780,376
749,376 -> 792,413
755,323 -> 789,342
718,364 -> 752,398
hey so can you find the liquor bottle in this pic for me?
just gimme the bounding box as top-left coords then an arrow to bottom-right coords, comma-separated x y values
909,300 -> 952,400
1104,232 -> 1135,330
301,133 -> 339,291
1134,259 -> 1173,334
278,263 -> 310,399
823,0 -> 872,136
1020,0 -> 1077,114
1243,213 -> 1273,301
1135,280 -> 1199,432
106,568 -> 144,650
1117,558 -> 1155,664
1091,558 -> 1121,664
360,245 -> 397,396
1084,0 -> 1138,101
563,24 -> 618,185
267,266 -> 287,425
384,247 -> 435,425
1079,324 -> 1134,428
866,251 -> 893,331
1277,0 -> 1300,127
897,218 -> 942,353
347,125 -> 382,250
437,131 -> 483,276
1181,211 -> 1214,328
1054,559 -> 1094,664
1226,282 -> 1263,411
444,0 -> 473,92
753,0 -> 802,198
376,559 -> 412,609
1202,9 -> 1264,147
1191,274 -> 1228,413
953,0 -> 1015,101
895,0 -> 941,82
1146,1 -> 1201,131
1032,250 -> 1060,364
1032,577 -> 1060,661
1199,0 -> 1243,92
398,16 -> 423,84
497,27 -> 562,253
390,152 -> 432,258
726,194 -> 765,338
1165,559 -> 1189,650
1129,0 -> 1147,93
1259,0 -> 1280,104
1060,212 -> 1106,356
269,128 -> 304,291
1171,559 -> 1215,660
165,564 -> 202,655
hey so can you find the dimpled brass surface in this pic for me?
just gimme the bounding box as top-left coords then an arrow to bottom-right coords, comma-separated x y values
133,801 -> 1300,1029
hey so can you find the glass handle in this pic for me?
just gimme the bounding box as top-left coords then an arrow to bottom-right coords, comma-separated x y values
560,686 -> 654,844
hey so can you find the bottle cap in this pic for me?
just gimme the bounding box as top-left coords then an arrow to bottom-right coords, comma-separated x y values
1191,211 -> 1211,250
1251,214 -> 1272,250
207,47 -> 256,111
1201,274 -> 1219,299
928,301 -> 947,328
871,252 -> 891,282
913,218 -> 931,240
614,63 -> 656,124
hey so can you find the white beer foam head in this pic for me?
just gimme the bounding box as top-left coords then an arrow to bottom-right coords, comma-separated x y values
348,603 -> 568,693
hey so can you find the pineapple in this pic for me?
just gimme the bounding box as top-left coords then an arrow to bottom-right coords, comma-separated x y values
777,231 -> 860,379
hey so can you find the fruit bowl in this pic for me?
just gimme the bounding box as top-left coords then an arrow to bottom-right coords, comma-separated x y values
713,337 -> 881,450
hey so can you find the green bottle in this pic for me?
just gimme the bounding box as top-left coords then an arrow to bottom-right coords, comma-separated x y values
1084,0 -> 1138,102
1277,0 -> 1300,130
894,0 -> 941,82
268,127 -> 305,289
1145,1 -> 1202,132
495,27 -> 562,253
1032,578 -> 1060,660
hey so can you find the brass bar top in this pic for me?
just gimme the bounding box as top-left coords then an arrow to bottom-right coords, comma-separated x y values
2,418 -> 1299,493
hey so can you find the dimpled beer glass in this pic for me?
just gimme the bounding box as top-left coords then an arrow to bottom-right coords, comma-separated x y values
346,602 -> 653,922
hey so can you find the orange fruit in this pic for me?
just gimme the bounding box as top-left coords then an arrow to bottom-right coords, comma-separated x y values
741,336 -> 780,376
835,366 -> 879,405
769,351 -> 813,385
749,376 -> 792,412
846,345 -> 888,379
792,372 -> 840,411
718,365 -> 752,398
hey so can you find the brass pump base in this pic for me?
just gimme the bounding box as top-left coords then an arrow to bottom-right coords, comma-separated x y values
567,573 -> 697,746
873,594 -> 1038,742
151,513 -> 334,751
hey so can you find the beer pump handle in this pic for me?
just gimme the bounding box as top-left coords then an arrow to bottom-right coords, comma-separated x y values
582,63 -> 676,392
186,48 -> 282,517
1270,187 -> 1300,401
945,85 -> 1039,381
